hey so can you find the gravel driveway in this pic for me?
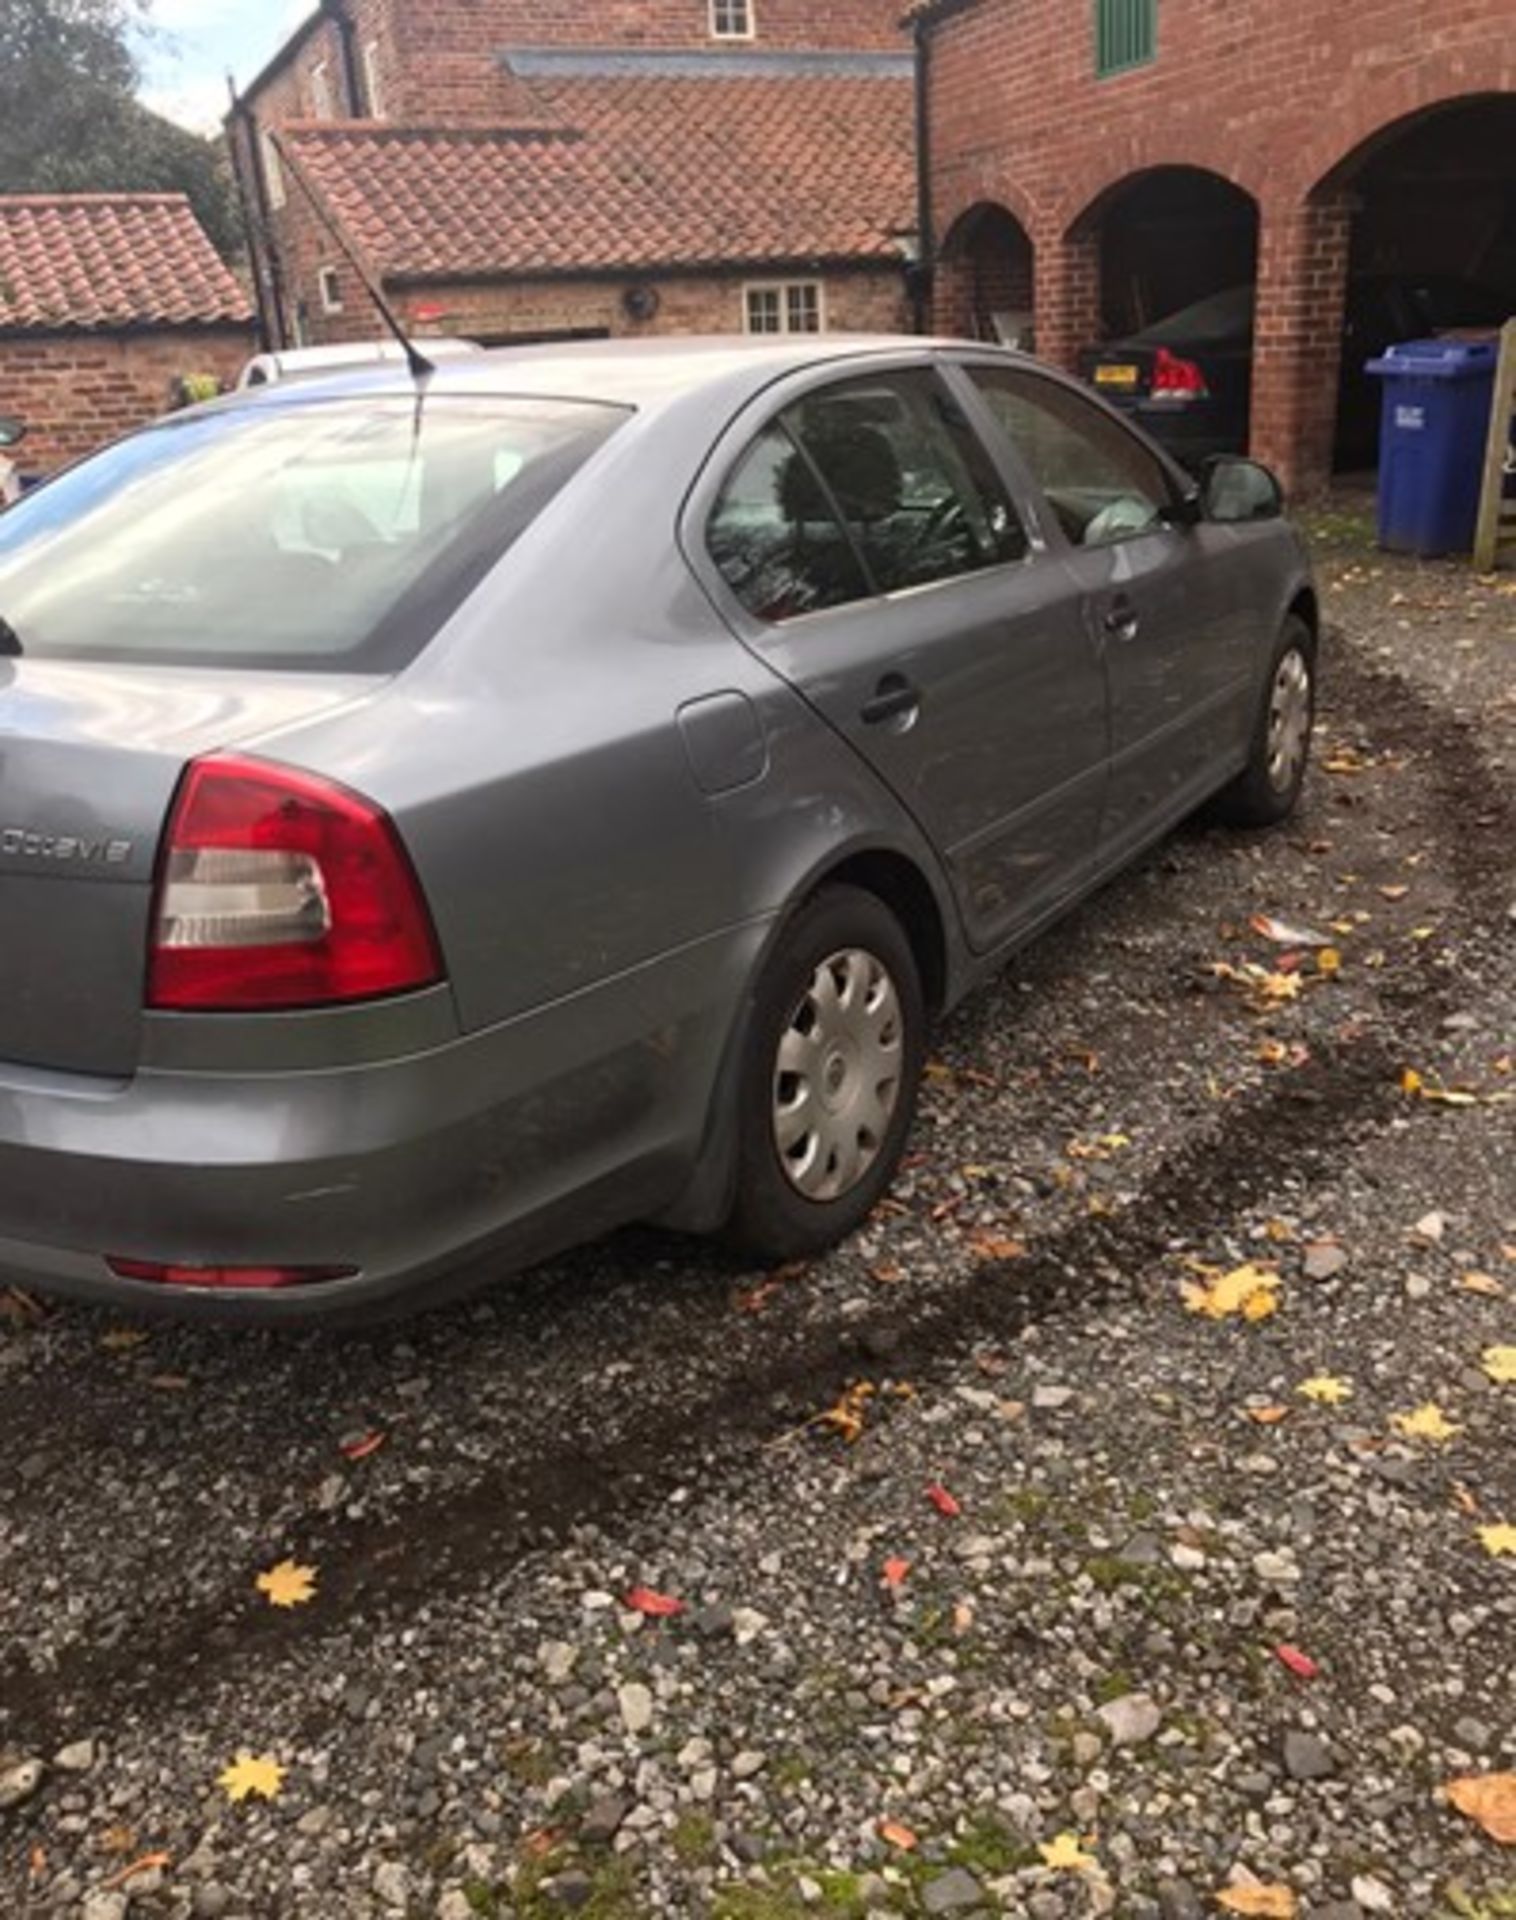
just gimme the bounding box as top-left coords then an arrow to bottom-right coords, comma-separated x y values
3,521 -> 1513,1920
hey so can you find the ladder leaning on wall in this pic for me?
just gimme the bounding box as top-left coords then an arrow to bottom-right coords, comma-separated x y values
1472,317 -> 1516,573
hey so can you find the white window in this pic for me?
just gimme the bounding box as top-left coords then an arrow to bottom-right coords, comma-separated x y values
309,59 -> 333,118
710,0 -> 754,38
317,266 -> 343,315
744,281 -> 823,336
362,40 -> 385,118
261,128 -> 286,210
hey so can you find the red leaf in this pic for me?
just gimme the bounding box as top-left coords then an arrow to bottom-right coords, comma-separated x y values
339,1430 -> 386,1462
625,1586 -> 684,1619
1274,1643 -> 1319,1681
925,1483 -> 961,1518
881,1557 -> 911,1588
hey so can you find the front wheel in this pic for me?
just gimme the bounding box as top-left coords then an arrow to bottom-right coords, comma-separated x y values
725,885 -> 926,1264
1213,615 -> 1317,827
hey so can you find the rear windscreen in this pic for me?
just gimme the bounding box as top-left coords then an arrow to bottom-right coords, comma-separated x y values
0,394 -> 627,671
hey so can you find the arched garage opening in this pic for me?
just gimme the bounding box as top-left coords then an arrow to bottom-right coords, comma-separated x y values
936,202 -> 1035,348
1318,94 -> 1516,472
1070,167 -> 1259,464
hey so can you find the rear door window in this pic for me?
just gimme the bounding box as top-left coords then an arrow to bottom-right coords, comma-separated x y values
707,422 -> 872,622
967,366 -> 1173,548
784,371 -> 1028,593
0,396 -> 627,671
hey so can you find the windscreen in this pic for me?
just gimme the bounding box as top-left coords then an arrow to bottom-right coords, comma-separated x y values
0,394 -> 627,671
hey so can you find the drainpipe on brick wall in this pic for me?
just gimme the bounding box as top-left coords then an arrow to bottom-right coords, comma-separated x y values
226,86 -> 292,351
325,0 -> 366,117
909,16 -> 935,335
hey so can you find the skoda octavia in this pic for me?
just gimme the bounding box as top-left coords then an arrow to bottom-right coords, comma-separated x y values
0,337 -> 1316,1319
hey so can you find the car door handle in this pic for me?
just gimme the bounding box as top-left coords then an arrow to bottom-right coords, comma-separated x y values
860,675 -> 922,727
1103,596 -> 1140,642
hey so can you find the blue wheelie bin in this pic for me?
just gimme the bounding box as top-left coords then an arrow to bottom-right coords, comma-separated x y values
1365,337 -> 1500,556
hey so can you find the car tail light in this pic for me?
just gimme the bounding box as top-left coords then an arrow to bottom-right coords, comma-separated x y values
1152,347 -> 1209,399
107,1257 -> 356,1290
148,754 -> 443,1011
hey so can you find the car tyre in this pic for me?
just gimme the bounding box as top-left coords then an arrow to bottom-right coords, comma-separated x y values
1213,614 -> 1316,828
725,885 -> 925,1264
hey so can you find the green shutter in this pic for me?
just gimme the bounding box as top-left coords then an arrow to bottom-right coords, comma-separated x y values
1095,0 -> 1156,76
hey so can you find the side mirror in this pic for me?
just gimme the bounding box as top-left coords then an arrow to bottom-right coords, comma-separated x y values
1202,455 -> 1284,524
0,415 -> 25,450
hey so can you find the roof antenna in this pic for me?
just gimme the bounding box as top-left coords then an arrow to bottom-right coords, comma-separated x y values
269,128 -> 434,382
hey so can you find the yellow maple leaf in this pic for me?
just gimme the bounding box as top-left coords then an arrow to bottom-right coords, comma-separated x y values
1392,1403 -> 1462,1444
1481,1345 -> 1516,1385
1216,1885 -> 1297,1918
1315,948 -> 1342,976
1298,1376 -> 1353,1405
1477,1522 -> 1516,1557
1445,1771 -> 1516,1844
1038,1831 -> 1097,1871
218,1753 -> 284,1803
255,1560 -> 318,1609
1183,1264 -> 1281,1322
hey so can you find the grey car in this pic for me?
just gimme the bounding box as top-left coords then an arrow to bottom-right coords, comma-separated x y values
0,336 -> 1316,1321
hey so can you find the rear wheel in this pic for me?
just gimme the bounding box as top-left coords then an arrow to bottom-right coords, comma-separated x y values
1213,614 -> 1316,827
726,885 -> 925,1263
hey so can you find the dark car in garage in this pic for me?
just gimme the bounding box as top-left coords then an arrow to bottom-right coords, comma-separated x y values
1079,275 -> 1511,471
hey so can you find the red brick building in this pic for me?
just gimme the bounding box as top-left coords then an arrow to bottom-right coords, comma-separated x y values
0,194 -> 254,476
227,0 -> 917,353
919,0 -> 1516,493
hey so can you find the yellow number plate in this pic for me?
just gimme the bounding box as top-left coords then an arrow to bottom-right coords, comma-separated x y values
1094,364 -> 1139,389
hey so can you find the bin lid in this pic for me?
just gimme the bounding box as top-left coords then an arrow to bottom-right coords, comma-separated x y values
1365,336 -> 1501,379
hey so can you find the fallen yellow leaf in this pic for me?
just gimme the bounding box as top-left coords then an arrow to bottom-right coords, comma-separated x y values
98,1329 -> 150,1352
217,1753 -> 284,1803
1038,1831 -> 1098,1871
255,1560 -> 318,1609
1298,1376 -> 1354,1406
1247,1405 -> 1290,1425
1182,1264 -> 1281,1322
1391,1403 -> 1462,1444
1445,1771 -> 1516,1844
1217,1885 -> 1297,1917
1482,1346 -> 1516,1385
1316,948 -> 1342,976
1477,1523 -> 1516,1558
1458,1272 -> 1505,1297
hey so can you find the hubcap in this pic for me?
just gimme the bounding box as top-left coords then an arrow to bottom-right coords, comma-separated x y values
1266,648 -> 1312,792
772,947 -> 904,1202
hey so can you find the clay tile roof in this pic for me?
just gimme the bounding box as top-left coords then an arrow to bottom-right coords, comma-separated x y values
285,69 -> 915,280
0,193 -> 253,333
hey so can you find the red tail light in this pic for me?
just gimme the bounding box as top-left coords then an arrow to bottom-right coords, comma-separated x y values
148,754 -> 443,1011
107,1257 -> 357,1290
1152,347 -> 1209,398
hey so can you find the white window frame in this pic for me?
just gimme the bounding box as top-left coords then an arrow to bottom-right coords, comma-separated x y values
317,265 -> 344,315
260,127 -> 286,210
710,0 -> 755,40
743,279 -> 825,336
362,39 -> 385,118
309,58 -> 333,118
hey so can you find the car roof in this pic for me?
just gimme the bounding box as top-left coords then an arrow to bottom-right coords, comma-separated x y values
221,333 -> 1020,418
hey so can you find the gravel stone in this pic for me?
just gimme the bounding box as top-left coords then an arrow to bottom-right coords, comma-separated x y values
921,1867 -> 985,1914
1095,1692 -> 1162,1747
0,1758 -> 44,1808
1283,1730 -> 1336,1781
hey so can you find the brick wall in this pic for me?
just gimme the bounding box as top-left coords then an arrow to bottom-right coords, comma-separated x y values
387,265 -> 909,343
925,0 -> 1516,492
242,0 -> 904,128
0,326 -> 254,475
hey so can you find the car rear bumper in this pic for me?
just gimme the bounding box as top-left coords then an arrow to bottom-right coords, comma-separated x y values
0,918 -> 770,1324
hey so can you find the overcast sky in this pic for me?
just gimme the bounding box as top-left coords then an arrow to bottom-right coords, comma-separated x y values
136,0 -> 314,132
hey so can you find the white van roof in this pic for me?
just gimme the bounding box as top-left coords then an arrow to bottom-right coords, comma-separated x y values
236,338 -> 483,390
